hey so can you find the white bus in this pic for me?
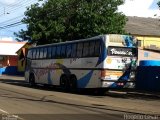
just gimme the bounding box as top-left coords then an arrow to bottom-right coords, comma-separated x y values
25,34 -> 137,93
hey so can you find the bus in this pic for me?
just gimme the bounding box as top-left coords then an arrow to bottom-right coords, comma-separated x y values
25,34 -> 138,93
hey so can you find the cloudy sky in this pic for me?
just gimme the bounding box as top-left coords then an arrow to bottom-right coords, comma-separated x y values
0,0 -> 159,40
118,0 -> 159,17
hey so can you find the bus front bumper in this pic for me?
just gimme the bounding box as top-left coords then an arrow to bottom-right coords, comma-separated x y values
101,80 -> 135,89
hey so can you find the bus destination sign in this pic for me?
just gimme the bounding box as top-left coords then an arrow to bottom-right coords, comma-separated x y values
108,47 -> 136,56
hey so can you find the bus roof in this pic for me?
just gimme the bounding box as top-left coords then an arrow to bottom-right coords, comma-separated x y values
29,34 -> 134,50
29,35 -> 106,49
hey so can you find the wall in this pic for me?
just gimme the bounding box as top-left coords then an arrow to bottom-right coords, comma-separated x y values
138,49 -> 160,64
135,36 -> 160,64
0,55 -> 19,75
136,36 -> 160,50
0,56 -> 18,67
0,56 -> 8,67
9,56 -> 18,66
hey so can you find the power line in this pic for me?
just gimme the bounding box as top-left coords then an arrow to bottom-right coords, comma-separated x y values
0,21 -> 23,29
0,0 -> 27,7
0,0 -> 45,36
0,0 -> 38,29
0,15 -> 24,26
0,0 -> 43,26
6,0 -> 38,14
0,0 -> 38,17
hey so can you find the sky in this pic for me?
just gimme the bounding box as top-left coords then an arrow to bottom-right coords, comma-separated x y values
0,0 -> 159,41
118,0 -> 160,17
0,0 -> 38,41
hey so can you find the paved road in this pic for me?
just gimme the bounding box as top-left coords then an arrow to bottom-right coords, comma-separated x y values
0,76 -> 159,120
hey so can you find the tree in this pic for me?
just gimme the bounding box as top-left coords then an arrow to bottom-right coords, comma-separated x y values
158,1 -> 160,8
15,0 -> 127,45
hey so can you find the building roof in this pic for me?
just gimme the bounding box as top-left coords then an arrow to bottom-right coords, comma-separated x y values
0,41 -> 27,56
125,16 -> 160,37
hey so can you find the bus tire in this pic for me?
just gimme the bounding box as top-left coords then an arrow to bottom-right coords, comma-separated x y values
60,75 -> 69,91
29,73 -> 35,87
69,75 -> 77,92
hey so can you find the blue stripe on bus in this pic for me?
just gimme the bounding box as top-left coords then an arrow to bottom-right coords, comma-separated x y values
110,83 -> 123,88
118,72 -> 130,81
109,67 -> 131,88
78,70 -> 94,88
96,40 -> 107,67
123,35 -> 134,47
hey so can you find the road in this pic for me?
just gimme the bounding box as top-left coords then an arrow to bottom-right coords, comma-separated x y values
0,76 -> 159,120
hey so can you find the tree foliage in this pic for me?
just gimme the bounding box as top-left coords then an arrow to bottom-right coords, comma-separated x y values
158,1 -> 160,8
15,0 -> 126,45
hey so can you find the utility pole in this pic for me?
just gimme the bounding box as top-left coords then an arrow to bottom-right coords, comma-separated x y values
4,7 -> 5,15
3,7 -> 9,15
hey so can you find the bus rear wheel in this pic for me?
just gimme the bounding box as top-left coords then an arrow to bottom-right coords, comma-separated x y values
29,74 -> 35,87
69,75 -> 77,92
60,75 -> 69,91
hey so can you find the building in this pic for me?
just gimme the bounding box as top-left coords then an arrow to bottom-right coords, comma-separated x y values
16,42 -> 33,73
125,16 -> 160,62
0,41 -> 26,75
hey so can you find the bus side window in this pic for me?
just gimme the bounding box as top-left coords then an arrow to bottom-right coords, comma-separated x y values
89,41 -> 95,57
31,50 -> 33,59
77,42 -> 83,58
83,42 -> 89,57
61,45 -> 66,58
36,48 -> 40,59
27,50 -> 32,59
32,49 -> 36,59
66,44 -> 72,58
56,45 -> 61,58
94,40 -> 100,57
51,46 -> 56,58
71,43 -> 77,58
40,48 -> 44,59
43,47 -> 47,59
47,47 -> 52,59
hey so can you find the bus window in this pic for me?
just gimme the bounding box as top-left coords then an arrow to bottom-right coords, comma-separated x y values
51,46 -> 56,58
32,49 -> 36,59
94,40 -> 100,57
39,48 -> 44,59
36,48 -> 40,59
43,47 -> 47,59
77,42 -> 83,58
71,43 -> 77,58
61,45 -> 66,58
66,44 -> 72,58
47,47 -> 52,59
89,41 -> 95,56
56,45 -> 61,58
27,50 -> 32,59
83,42 -> 89,57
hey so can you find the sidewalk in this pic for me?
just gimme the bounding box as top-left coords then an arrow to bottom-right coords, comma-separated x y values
0,74 -> 24,81
110,89 -> 160,98
127,90 -> 160,98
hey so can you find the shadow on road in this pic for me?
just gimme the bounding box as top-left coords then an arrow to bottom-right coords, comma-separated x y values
0,89 -> 153,116
0,79 -> 160,101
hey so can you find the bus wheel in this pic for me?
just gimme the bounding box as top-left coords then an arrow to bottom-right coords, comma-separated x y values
60,75 -> 69,91
69,75 -> 77,92
29,74 -> 35,87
